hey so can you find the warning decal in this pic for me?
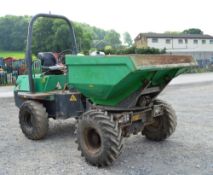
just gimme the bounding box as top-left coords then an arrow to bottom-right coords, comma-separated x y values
70,95 -> 77,101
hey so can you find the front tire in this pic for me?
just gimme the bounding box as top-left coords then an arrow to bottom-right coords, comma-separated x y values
19,101 -> 48,140
142,99 -> 177,141
76,110 -> 123,167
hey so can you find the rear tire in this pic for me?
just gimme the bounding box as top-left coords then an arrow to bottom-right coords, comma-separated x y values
142,99 -> 177,141
19,101 -> 48,140
76,110 -> 123,167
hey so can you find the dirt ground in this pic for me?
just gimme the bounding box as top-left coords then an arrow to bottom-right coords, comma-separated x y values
0,82 -> 213,175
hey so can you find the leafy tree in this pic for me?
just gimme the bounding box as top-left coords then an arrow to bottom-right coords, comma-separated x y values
164,31 -> 181,35
92,27 -> 107,40
52,19 -> 72,51
104,30 -> 121,48
73,22 -> 95,51
81,31 -> 93,51
123,32 -> 132,46
182,28 -> 203,35
73,23 -> 84,51
32,18 -> 55,54
0,15 -> 122,54
0,15 -> 29,51
32,19 -> 93,54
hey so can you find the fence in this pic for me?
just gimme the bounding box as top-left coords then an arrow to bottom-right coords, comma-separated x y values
197,58 -> 213,68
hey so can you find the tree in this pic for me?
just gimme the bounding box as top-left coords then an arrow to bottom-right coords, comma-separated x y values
164,31 -> 181,35
73,22 -> 93,52
32,18 -> 56,54
92,26 -> 107,40
53,19 -> 72,52
104,30 -> 121,48
182,28 -> 203,35
0,15 -> 29,51
0,15 -> 122,54
123,32 -> 132,46
32,19 -> 94,54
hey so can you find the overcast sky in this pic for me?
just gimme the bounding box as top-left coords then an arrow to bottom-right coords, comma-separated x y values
0,0 -> 213,39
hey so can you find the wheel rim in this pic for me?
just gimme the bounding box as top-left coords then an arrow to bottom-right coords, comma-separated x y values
84,127 -> 101,154
23,111 -> 33,130
148,116 -> 164,131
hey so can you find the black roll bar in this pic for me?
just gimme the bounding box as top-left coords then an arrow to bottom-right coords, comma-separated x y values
25,13 -> 78,93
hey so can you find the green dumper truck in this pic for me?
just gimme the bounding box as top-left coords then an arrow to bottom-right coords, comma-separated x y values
14,14 -> 196,167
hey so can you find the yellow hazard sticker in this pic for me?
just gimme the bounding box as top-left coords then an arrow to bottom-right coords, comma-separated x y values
70,95 -> 77,102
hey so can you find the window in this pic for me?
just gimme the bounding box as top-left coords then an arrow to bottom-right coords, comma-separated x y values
178,39 -> 183,44
185,39 -> 188,44
194,40 -> 198,44
166,39 -> 171,44
210,40 -> 213,44
202,40 -> 206,44
152,38 -> 158,43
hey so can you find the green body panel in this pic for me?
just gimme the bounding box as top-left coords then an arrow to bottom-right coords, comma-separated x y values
66,55 -> 195,106
14,54 -> 194,107
15,74 -> 67,92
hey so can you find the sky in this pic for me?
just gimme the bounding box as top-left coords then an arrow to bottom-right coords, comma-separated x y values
0,0 -> 213,40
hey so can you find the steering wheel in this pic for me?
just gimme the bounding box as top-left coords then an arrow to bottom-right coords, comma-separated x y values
58,49 -> 73,64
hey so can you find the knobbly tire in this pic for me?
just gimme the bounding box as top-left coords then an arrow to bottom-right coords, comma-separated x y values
142,99 -> 177,141
76,110 -> 123,167
19,101 -> 48,140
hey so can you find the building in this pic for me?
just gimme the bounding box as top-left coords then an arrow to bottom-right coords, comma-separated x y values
134,33 -> 213,66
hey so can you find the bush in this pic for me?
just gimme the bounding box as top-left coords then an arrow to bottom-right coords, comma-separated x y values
102,46 -> 166,55
188,66 -> 213,73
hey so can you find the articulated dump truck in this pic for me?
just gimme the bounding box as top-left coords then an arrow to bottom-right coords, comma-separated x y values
14,14 -> 197,167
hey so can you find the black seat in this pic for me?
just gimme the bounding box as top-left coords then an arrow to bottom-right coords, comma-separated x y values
38,52 -> 57,67
37,52 -> 64,75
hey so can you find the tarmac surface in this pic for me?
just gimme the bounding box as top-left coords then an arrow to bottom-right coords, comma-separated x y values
0,73 -> 213,175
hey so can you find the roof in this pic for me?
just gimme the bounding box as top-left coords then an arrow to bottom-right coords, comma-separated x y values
135,33 -> 213,40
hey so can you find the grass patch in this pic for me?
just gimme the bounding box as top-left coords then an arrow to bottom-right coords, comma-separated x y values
0,51 -> 25,59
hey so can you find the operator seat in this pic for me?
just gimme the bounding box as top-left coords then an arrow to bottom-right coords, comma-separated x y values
37,52 -> 64,75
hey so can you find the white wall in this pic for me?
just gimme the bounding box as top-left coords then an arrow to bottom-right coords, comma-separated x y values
147,38 -> 213,52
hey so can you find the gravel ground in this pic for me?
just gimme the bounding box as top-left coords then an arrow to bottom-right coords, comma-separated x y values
0,82 -> 213,175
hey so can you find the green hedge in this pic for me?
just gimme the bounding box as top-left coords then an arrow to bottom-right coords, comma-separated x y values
102,47 -> 166,55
